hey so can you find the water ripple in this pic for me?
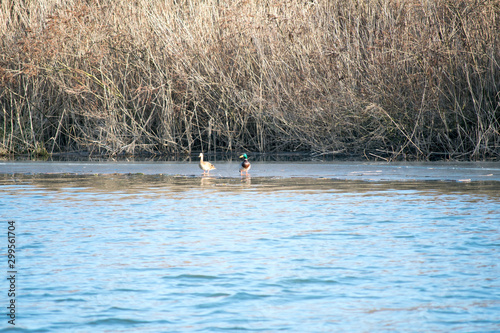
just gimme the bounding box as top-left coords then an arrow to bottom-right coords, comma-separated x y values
1,174 -> 499,332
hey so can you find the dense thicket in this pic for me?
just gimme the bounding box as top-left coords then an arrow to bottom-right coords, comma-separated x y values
1,0 -> 499,160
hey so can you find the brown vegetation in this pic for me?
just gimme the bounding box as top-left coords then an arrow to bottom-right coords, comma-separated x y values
1,0 -> 499,160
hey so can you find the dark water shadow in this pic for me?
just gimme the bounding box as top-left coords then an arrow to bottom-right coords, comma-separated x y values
1,173 -> 499,198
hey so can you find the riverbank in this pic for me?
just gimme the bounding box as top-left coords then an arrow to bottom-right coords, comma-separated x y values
1,0 -> 499,160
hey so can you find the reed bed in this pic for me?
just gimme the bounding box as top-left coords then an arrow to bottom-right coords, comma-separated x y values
1,0 -> 499,160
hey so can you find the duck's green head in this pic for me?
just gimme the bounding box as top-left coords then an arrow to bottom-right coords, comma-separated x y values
239,153 -> 248,159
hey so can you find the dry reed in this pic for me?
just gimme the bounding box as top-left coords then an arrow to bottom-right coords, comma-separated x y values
1,0 -> 499,160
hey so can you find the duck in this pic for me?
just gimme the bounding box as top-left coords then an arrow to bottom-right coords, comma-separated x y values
239,153 -> 251,175
198,153 -> 216,175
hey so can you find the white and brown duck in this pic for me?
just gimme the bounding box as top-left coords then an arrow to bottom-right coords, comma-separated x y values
198,153 -> 216,175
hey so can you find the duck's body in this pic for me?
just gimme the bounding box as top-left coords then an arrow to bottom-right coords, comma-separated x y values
199,153 -> 216,175
239,154 -> 251,175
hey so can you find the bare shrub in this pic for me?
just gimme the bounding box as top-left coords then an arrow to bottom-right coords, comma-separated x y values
1,0 -> 498,160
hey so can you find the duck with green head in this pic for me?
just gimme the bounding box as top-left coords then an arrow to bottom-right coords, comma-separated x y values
239,153 -> 251,175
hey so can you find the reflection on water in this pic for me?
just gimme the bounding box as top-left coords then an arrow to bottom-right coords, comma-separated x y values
1,173 -> 499,332
2,173 -> 499,196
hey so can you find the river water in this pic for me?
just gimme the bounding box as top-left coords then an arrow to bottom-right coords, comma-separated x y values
1,161 -> 499,332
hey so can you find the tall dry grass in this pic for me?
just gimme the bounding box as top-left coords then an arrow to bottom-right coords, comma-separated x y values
1,0 -> 499,160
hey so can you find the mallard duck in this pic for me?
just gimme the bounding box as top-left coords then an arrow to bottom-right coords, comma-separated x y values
239,153 -> 251,175
199,153 -> 216,175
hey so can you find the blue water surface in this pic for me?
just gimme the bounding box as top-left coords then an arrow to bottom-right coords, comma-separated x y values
0,162 -> 499,332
